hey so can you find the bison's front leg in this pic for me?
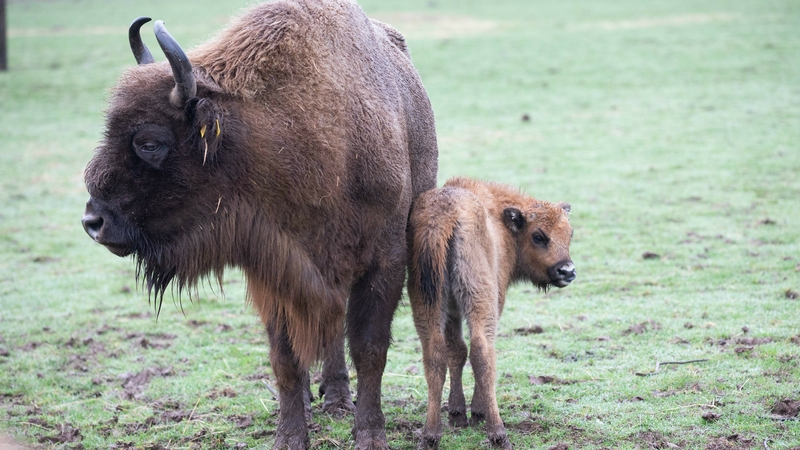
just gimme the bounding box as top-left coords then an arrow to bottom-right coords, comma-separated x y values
319,328 -> 355,417
347,258 -> 405,450
267,322 -> 311,450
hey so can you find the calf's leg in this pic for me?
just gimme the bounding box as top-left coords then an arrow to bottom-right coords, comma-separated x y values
410,299 -> 448,449
466,313 -> 510,449
443,309 -> 468,428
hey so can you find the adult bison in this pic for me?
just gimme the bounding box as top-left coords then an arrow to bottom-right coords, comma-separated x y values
80,0 -> 437,448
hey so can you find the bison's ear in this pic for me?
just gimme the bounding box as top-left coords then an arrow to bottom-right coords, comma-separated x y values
558,202 -> 571,215
503,207 -> 526,233
187,97 -> 224,165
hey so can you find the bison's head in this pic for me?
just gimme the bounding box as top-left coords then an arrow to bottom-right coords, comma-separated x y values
82,18 -> 242,301
503,201 -> 575,289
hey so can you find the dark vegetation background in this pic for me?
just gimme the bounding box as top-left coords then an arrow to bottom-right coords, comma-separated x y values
0,0 -> 798,448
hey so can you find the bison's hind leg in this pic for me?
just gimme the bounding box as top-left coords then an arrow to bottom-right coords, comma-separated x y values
347,241 -> 407,449
318,328 -> 355,418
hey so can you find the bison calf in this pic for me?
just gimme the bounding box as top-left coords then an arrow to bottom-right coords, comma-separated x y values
408,177 -> 575,449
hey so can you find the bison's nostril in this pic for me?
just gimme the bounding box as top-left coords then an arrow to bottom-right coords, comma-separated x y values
82,213 -> 104,240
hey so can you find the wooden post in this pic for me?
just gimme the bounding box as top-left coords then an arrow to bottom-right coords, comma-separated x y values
0,0 -> 6,71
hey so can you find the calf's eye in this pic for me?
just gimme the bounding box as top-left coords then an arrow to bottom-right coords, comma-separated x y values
533,234 -> 545,244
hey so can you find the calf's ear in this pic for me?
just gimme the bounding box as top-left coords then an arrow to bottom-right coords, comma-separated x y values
186,97 -> 224,165
558,202 -> 571,214
503,207 -> 526,233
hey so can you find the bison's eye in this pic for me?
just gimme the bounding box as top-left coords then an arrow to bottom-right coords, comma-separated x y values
132,125 -> 174,169
140,142 -> 160,153
532,232 -> 548,245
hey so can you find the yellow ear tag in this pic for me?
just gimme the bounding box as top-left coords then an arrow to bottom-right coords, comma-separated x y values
215,119 -> 221,138
200,125 -> 207,138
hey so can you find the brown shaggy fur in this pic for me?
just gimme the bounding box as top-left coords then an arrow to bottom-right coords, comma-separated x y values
82,1 -> 437,448
408,177 -> 574,449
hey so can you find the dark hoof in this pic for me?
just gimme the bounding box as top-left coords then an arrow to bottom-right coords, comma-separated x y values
319,381 -> 355,418
354,428 -> 388,450
448,410 -> 468,428
272,433 -> 310,450
470,412 -> 486,426
321,395 -> 356,418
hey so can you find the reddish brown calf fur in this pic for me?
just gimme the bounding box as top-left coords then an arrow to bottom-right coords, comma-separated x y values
81,1 -> 437,448
408,177 -> 575,449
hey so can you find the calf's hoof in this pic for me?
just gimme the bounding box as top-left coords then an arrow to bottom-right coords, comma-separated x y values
353,428 -> 388,450
418,434 -> 441,450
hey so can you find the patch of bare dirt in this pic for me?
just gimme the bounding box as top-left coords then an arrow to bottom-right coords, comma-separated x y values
623,320 -> 662,335
386,417 -> 421,441
21,342 -> 41,351
207,387 -> 237,399
736,337 -> 772,346
514,325 -> 544,335
785,289 -> 798,300
246,366 -> 272,382
38,423 -> 83,446
769,398 -> 799,418
215,323 -> 233,333
228,414 -> 254,429
509,418 -> 547,435
125,332 -> 175,350
705,434 -> 754,450
119,366 -> 174,400
117,312 -> 152,319
529,375 -> 577,385
182,427 -> 229,447
631,431 -> 683,449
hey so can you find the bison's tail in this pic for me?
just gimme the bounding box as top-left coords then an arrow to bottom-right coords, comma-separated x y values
409,194 -> 459,309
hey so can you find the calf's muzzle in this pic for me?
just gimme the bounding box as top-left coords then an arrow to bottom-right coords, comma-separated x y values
549,260 -> 576,288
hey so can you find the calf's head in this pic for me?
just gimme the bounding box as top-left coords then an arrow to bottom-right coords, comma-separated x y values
503,201 -> 575,289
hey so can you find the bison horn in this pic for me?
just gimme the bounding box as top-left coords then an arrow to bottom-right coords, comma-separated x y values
129,17 -> 155,65
154,20 -> 197,107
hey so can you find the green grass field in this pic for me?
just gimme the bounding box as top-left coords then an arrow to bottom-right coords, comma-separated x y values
1,0 -> 799,448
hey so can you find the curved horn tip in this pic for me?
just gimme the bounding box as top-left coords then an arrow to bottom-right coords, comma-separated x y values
131,16 -> 152,28
153,20 -> 197,106
129,16 -> 155,65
